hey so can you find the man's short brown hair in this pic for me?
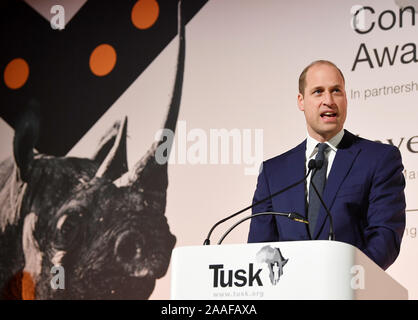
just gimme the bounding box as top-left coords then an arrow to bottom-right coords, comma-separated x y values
298,60 -> 345,95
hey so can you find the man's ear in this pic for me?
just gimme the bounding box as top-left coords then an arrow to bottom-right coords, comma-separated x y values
297,93 -> 305,111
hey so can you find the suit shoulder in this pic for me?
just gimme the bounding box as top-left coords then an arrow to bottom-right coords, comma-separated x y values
263,140 -> 305,168
355,135 -> 400,155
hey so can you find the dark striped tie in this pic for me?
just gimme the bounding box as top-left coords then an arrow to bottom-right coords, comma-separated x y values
308,143 -> 329,236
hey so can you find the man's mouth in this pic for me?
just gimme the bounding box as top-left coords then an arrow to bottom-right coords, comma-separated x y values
320,111 -> 337,118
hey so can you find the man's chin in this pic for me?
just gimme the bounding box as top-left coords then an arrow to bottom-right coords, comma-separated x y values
311,126 -> 342,141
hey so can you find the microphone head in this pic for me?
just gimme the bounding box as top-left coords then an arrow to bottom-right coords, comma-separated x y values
308,159 -> 316,170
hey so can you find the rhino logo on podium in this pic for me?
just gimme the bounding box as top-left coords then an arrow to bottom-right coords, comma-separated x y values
256,245 -> 288,286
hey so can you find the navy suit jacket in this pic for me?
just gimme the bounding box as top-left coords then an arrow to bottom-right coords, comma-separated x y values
248,130 -> 406,270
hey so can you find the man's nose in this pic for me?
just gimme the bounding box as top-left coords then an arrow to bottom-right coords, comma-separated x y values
323,91 -> 335,106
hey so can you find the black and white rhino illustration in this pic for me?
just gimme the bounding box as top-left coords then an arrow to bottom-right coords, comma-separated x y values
0,0 -> 185,300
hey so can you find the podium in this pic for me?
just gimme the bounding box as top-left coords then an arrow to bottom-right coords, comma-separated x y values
171,240 -> 408,300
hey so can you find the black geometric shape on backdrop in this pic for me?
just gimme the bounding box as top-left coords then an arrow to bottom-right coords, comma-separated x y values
0,0 -> 208,156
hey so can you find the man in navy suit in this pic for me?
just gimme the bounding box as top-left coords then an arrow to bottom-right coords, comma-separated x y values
248,60 -> 406,270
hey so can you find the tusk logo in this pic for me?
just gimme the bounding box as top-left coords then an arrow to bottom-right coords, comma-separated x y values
208,264 -> 263,288
208,245 -> 288,288
256,246 -> 288,285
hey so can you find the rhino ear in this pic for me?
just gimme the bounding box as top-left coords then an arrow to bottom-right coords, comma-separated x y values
95,117 -> 129,181
13,100 -> 40,182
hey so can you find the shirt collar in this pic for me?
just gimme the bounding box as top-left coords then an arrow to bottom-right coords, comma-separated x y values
306,129 -> 345,158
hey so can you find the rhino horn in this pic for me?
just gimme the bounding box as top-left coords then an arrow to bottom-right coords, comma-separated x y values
13,100 -> 40,182
115,0 -> 185,196
92,119 -> 125,164
95,116 -> 129,181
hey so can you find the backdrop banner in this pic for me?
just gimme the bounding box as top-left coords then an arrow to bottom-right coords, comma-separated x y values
0,0 -> 417,299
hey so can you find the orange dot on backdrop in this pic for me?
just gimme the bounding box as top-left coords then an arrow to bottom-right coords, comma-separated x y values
4,58 -> 29,89
89,44 -> 117,77
131,0 -> 160,30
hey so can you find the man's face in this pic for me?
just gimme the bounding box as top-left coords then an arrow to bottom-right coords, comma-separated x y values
297,63 -> 347,142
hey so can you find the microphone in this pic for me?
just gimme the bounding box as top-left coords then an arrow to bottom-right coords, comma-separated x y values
217,211 -> 308,245
202,160 -> 317,245
310,160 -> 336,241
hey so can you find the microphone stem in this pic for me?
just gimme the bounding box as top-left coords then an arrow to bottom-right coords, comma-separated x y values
310,180 -> 335,240
217,212 -> 307,245
203,168 -> 312,245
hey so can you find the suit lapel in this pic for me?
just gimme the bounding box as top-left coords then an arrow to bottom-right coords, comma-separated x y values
282,140 -> 309,237
313,130 -> 361,239
288,140 -> 307,218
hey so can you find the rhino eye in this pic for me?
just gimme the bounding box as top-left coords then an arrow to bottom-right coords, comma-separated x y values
55,212 -> 85,249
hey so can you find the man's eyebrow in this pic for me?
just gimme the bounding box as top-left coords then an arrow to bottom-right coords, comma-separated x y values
311,84 -> 343,91
310,86 -> 324,92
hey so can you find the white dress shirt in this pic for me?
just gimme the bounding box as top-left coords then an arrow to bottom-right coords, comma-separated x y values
305,129 -> 345,202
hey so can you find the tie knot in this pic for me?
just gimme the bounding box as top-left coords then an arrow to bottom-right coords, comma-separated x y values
317,143 -> 329,153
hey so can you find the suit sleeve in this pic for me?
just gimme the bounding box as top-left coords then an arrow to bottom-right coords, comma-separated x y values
247,162 -> 280,243
363,146 -> 406,270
